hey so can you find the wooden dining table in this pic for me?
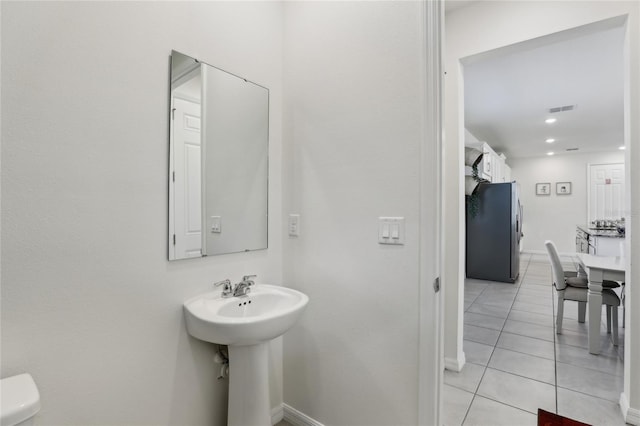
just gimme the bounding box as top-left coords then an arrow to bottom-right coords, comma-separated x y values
576,253 -> 625,354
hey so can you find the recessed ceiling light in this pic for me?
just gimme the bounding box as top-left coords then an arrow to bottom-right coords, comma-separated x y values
545,118 -> 557,124
619,146 -> 626,150
545,138 -> 555,143
547,152 -> 554,156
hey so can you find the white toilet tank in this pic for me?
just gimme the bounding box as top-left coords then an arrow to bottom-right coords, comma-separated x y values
0,374 -> 41,426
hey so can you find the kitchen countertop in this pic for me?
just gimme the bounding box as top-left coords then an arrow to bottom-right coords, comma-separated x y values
577,224 -> 625,238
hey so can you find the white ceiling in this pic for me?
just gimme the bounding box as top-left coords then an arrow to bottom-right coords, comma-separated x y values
463,19 -> 625,159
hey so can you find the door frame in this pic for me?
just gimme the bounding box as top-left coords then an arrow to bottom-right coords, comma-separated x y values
418,1 -> 444,424
443,5 -> 638,424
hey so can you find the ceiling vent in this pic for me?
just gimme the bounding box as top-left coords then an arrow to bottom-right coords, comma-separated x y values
566,148 -> 579,151
548,104 -> 577,113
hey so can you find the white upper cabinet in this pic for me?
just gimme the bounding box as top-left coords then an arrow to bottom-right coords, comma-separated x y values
464,130 -> 510,183
466,141 -> 510,183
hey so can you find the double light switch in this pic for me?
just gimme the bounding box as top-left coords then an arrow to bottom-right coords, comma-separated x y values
378,217 -> 405,245
211,216 -> 222,233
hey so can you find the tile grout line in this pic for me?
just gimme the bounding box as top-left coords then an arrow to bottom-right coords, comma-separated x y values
554,383 -> 623,404
460,272 -> 500,424
468,393 -> 549,417
460,253 -> 533,425
457,254 -> 625,425
553,254 -> 627,416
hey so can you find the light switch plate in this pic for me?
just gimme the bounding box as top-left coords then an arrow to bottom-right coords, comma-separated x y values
288,214 -> 300,237
378,217 -> 405,245
211,216 -> 222,233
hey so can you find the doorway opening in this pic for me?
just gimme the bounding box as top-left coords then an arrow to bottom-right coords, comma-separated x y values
443,12 -> 630,425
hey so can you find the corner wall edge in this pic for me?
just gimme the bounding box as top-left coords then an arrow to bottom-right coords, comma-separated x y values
620,392 -> 640,425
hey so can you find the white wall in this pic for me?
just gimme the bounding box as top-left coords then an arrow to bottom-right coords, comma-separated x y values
511,151 -> 624,254
0,2 -> 283,425
281,2 -> 427,424
445,1 -> 639,422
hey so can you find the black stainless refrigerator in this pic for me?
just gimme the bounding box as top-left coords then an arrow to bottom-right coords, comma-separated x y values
466,182 -> 522,283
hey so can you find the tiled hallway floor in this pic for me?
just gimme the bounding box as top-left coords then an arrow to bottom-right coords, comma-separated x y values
443,253 -> 626,426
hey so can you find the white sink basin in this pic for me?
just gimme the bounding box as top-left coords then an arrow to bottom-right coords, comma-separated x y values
183,284 -> 308,346
184,283 -> 309,425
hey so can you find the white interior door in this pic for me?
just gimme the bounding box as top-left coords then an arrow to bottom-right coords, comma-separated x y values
588,163 -> 625,223
172,96 -> 202,258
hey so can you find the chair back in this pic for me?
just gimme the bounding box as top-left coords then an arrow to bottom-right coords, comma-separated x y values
545,240 -> 566,290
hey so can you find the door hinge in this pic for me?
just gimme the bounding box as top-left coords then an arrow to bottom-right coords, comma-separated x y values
173,234 -> 176,245
433,277 -> 440,293
172,171 -> 175,182
172,108 -> 176,120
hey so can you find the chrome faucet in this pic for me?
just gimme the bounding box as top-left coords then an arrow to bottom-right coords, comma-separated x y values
214,275 -> 256,298
233,275 -> 256,297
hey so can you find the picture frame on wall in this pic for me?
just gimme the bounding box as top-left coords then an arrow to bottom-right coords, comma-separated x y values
556,182 -> 572,195
536,182 -> 551,196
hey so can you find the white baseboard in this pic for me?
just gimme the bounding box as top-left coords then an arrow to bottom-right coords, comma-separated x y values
444,351 -> 466,372
282,403 -> 324,426
271,404 -> 284,425
620,392 -> 640,425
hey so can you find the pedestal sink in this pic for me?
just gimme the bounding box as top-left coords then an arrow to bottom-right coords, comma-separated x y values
183,284 -> 309,426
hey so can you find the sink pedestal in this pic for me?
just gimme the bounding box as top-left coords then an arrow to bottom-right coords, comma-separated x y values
183,284 -> 309,425
228,342 -> 270,426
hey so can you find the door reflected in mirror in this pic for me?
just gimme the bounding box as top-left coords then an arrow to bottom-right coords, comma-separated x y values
169,51 -> 268,260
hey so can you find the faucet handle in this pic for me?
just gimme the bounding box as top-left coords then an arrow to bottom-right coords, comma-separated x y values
214,279 -> 233,297
214,279 -> 231,288
242,275 -> 257,284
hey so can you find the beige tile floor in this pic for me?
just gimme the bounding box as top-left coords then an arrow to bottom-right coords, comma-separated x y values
443,252 -> 626,426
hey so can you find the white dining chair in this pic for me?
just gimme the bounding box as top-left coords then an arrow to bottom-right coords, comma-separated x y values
545,240 -> 621,345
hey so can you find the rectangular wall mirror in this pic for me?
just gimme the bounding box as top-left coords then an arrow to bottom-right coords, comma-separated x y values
168,50 -> 269,260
